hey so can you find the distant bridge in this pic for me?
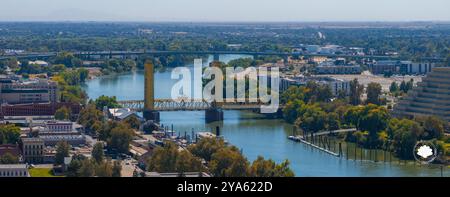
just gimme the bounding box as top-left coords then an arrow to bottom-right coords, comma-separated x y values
118,99 -> 271,112
0,50 -> 420,61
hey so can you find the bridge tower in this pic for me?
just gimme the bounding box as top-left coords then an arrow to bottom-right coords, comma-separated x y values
143,61 -> 160,122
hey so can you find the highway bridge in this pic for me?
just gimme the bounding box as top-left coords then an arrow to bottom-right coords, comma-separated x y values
0,50 -> 421,61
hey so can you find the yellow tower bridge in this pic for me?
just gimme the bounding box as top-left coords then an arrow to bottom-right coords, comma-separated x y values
118,62 -> 280,123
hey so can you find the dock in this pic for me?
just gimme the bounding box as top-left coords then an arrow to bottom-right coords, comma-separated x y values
288,135 -> 340,157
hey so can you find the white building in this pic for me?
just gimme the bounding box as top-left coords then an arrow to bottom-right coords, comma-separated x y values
28,60 -> 49,67
0,164 -> 30,177
280,75 -> 350,96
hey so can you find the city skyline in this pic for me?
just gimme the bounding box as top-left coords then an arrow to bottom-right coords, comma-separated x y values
1,0 -> 450,22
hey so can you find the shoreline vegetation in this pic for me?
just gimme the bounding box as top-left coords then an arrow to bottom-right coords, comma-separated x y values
280,82 -> 450,165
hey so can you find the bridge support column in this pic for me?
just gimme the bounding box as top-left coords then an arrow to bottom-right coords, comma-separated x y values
213,54 -> 220,62
205,108 -> 224,123
143,109 -> 160,123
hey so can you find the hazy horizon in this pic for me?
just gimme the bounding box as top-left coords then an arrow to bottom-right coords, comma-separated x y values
1,0 -> 450,22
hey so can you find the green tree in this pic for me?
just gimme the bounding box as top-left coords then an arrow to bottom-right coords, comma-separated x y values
78,104 -> 104,134
209,146 -> 249,177
406,79 -> 414,91
78,68 -> 89,83
0,153 -> 19,164
92,142 -> 105,163
399,81 -> 406,92
294,104 -> 326,133
147,142 -> 178,172
389,82 -> 399,93
66,154 -> 86,177
349,78 -> 364,105
55,141 -> 71,165
326,112 -> 340,131
280,86 -> 305,104
78,158 -> 95,177
388,118 -> 423,159
67,159 -> 82,177
112,160 -> 122,177
175,150 -> 204,176
282,99 -> 304,123
188,137 -> 227,162
0,124 -> 21,144
95,160 -> 113,177
53,52 -> 82,67
366,82 -> 382,105
358,106 -> 390,146
95,95 -> 121,110
108,123 -> 134,153
305,81 -> 333,102
123,116 -> 141,130
420,116 -> 445,139
249,156 -> 294,177
55,106 -> 71,120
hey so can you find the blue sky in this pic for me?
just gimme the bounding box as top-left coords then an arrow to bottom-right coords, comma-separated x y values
1,0 -> 449,22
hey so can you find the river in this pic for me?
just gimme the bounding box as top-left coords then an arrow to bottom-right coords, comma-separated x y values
82,54 -> 448,177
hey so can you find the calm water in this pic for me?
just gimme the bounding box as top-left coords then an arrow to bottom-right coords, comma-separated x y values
82,55 -> 448,177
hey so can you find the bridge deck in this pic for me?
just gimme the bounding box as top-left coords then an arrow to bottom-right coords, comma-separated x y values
0,50 -> 419,61
118,99 -> 268,111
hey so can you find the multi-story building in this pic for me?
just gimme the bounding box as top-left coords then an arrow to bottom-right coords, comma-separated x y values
370,60 -> 435,75
393,67 -> 450,123
37,121 -> 85,147
0,77 -> 57,104
44,121 -> 74,133
316,59 -> 361,74
370,60 -> 398,75
0,164 -> 30,177
21,138 -> 44,164
280,75 -> 350,96
0,102 -> 81,118
398,61 -> 435,75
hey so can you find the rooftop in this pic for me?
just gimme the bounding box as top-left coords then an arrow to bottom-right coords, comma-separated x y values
0,164 -> 28,169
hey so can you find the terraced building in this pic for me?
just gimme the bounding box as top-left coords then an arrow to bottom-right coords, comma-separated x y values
393,67 -> 450,123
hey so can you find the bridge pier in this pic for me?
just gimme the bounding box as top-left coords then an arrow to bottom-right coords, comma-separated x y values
205,108 -> 224,123
143,109 -> 160,123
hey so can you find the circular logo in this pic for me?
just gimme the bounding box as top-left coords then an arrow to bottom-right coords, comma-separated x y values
413,141 -> 438,164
